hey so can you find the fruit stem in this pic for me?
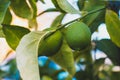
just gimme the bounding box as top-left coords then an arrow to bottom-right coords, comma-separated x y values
57,6 -> 106,30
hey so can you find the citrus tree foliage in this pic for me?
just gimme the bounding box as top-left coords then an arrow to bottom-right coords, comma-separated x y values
0,0 -> 120,80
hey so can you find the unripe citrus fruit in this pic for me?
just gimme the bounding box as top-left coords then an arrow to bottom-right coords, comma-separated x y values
64,21 -> 91,50
38,30 -> 63,56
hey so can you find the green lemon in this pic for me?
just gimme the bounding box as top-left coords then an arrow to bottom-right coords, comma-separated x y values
38,30 -> 63,56
64,21 -> 91,50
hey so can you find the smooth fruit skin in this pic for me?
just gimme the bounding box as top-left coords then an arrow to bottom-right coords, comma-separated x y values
64,21 -> 91,50
38,30 -> 63,56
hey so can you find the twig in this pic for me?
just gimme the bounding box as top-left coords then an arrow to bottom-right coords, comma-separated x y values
57,7 -> 106,30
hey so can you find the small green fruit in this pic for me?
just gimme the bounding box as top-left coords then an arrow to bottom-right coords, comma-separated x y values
64,21 -> 91,50
38,30 -> 63,56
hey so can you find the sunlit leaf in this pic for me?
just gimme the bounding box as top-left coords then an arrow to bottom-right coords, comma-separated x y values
2,24 -> 30,50
96,39 -> 120,65
51,13 -> 65,28
56,0 -> 80,14
16,31 -> 49,80
105,9 -> 120,47
10,0 -> 33,19
0,0 -> 10,23
50,40 -> 76,76
2,8 -> 12,24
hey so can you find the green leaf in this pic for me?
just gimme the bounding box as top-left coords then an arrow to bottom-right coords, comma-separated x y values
89,10 -> 105,33
111,72 -> 120,80
2,8 -> 12,24
51,0 -> 65,13
28,0 -> 38,28
73,45 -> 92,62
82,9 -> 105,33
50,40 -> 76,76
75,61 -> 95,80
93,58 -> 105,76
96,39 -> 120,65
81,1 -> 105,33
83,0 -> 105,11
39,59 -> 60,78
77,0 -> 85,10
0,70 -> 7,78
105,9 -> 120,47
99,70 -> 110,80
38,8 -> 59,16
75,70 -> 87,80
0,0 -> 10,23
40,0 -> 45,4
51,13 -> 65,28
0,25 -> 5,37
65,75 -> 73,80
56,0 -> 80,14
28,0 -> 37,18
2,24 -> 30,50
16,31 -> 49,80
6,59 -> 17,75
10,0 -> 33,19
